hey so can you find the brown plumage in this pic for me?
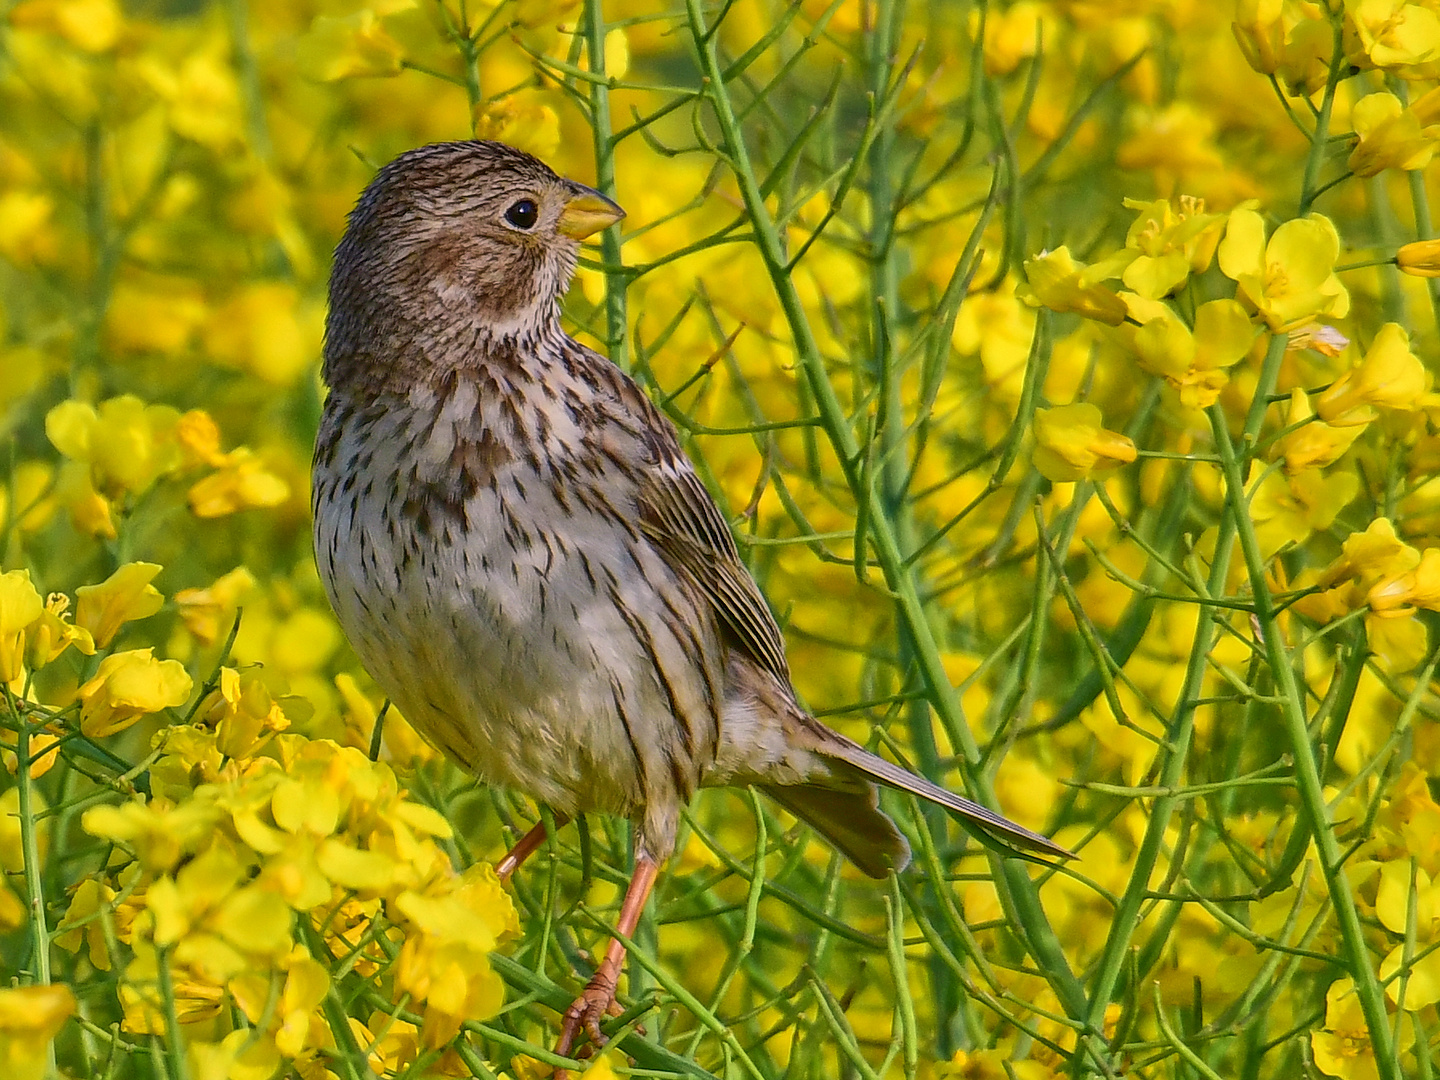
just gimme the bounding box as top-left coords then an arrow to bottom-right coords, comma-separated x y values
312,140 -> 1069,1067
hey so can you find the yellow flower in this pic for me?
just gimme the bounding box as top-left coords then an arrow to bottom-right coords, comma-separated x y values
0,885 -> 25,930
1117,195 -> 1225,299
1231,0 -> 1287,75
936,1047 -> 1053,1079
950,288 -> 1037,406
1397,237 -> 1440,276
977,1 -> 1050,76
187,1030 -> 281,1080
0,461 -> 54,534
272,951 -> 329,1057
1346,0 -> 1440,70
1277,389 -> 1364,471
1374,859 -> 1439,935
26,592 -> 96,671
104,277 -> 207,356
195,667 -> 291,760
141,47 -> 244,151
1019,247 -> 1127,325
1218,208 -> 1349,330
393,871 -> 514,1045
472,91 -> 562,160
1366,547 -> 1440,618
1130,298 -> 1256,408
46,395 -> 184,497
0,984 -> 76,1080
336,673 -> 435,765
1380,937 -> 1440,1009
1315,323 -> 1430,426
117,947 -> 226,1034
602,27 -> 629,78
77,648 -> 193,738
579,1051 -> 626,1079
363,1011 -> 424,1076
202,284 -> 322,387
1249,467 -> 1358,560
187,449 -> 291,517
55,876 -> 119,970
75,562 -> 164,648
8,0 -> 120,53
174,568 -> 257,645
296,11 -> 405,80
1031,403 -> 1137,482
1320,517 -> 1416,594
0,569 -> 43,683
53,461 -> 115,538
1115,102 -> 1226,185
0,191 -> 57,265
1,725 -> 60,779
84,797 -> 222,873
1347,91 -> 1440,176
1311,978 -> 1379,1080
1304,519 -> 1437,669
173,410 -> 227,468
146,843 -> 293,982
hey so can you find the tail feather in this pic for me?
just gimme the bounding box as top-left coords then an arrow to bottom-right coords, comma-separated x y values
762,782 -> 911,878
820,737 -> 1075,860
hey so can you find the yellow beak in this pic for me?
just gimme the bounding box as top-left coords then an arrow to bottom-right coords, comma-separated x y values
556,186 -> 625,239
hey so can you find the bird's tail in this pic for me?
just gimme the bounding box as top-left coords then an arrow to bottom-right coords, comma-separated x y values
818,737 -> 1075,861
761,782 -> 911,878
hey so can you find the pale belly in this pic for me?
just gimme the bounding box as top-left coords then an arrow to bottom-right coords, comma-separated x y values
312,409 -> 720,826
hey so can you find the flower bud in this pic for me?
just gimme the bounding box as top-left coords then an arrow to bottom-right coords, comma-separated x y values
1397,238 -> 1440,278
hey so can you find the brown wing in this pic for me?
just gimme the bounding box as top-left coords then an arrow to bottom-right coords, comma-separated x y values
636,440 -> 792,685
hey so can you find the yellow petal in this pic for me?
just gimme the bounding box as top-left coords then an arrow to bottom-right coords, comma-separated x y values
75,562 -> 164,647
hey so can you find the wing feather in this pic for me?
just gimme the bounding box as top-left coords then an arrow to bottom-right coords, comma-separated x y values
636,446 -> 791,684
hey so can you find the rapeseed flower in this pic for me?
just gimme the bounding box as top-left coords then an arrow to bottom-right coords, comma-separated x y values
0,985 -> 76,1080
1031,403 -> 1137,482
1218,208 -> 1349,330
1019,248 -> 1128,325
1128,297 -> 1256,407
77,648 -> 193,737
1316,323 -> 1430,425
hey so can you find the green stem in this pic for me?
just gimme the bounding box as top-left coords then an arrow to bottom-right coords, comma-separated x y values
1209,407 -> 1399,1080
14,713 -> 51,985
1297,15 -> 1344,216
226,0 -> 272,159
155,946 -> 191,1080
583,0 -> 631,373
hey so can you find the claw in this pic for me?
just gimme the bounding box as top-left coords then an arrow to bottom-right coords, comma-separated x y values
554,973 -> 623,1079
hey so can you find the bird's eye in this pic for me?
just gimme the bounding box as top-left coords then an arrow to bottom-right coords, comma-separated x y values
505,199 -> 539,229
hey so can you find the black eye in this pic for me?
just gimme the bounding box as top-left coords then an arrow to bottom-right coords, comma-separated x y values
505,199 -> 538,229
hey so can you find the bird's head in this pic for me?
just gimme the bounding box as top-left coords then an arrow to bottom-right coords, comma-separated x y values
324,141 -> 623,390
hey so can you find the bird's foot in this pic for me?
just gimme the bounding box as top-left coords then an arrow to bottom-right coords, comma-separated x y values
553,972 -> 623,1078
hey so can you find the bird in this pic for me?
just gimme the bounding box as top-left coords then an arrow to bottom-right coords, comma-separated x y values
311,140 -> 1071,1068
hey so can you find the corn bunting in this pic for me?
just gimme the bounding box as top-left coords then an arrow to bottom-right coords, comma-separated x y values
312,140 -> 1069,1067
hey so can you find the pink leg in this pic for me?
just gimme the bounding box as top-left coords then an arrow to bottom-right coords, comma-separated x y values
553,856 -> 661,1077
496,812 -> 571,884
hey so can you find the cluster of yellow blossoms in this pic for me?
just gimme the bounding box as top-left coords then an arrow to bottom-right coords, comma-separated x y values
1,563 -> 515,1078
